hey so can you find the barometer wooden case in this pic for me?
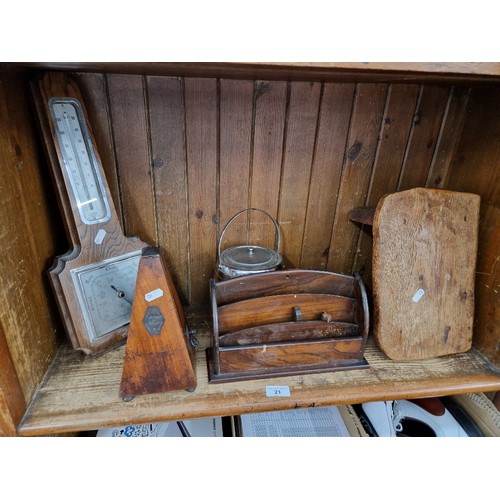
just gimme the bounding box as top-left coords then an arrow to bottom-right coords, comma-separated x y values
32,72 -> 147,355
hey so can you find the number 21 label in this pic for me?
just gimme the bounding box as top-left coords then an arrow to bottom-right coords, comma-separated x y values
265,386 -> 291,397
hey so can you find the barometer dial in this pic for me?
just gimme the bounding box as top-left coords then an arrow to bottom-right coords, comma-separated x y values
73,253 -> 141,341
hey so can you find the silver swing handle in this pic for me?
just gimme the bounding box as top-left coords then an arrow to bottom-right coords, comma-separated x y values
217,208 -> 281,261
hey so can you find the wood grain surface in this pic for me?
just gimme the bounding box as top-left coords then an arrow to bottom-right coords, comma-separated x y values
327,83 -> 388,273
373,188 -> 481,360
0,322 -> 26,435
67,73 -> 460,303
185,78 -> 218,304
277,81 -> 321,266
444,86 -> 500,368
107,74 -> 156,244
218,321 -> 358,346
351,84 -> 420,281
120,249 -> 196,397
219,79 -> 254,250
249,81 -> 287,250
17,62 -> 500,84
213,269 -> 355,306
218,337 -> 364,372
217,294 -> 355,334
300,83 -> 355,269
17,306 -> 500,436
147,76 -> 190,303
0,70 -> 61,407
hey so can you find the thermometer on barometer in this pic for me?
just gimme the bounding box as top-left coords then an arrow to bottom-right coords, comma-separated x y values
49,98 -> 111,225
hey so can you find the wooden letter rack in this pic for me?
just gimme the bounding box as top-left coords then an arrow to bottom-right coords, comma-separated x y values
207,269 -> 370,382
120,247 -> 197,399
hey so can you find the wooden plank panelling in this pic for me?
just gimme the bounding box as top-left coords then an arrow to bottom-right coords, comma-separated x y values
365,84 -> 421,204
425,86 -> 470,189
277,81 -> 321,267
40,74 -> 481,309
444,87 -> 500,206
219,79 -> 254,250
249,81 -> 287,250
77,73 -> 123,223
0,71 -> 60,402
107,74 -> 156,244
397,85 -> 450,191
352,84 -> 420,280
0,322 -> 25,435
147,76 -> 190,303
0,387 -> 18,436
185,78 -> 218,304
327,83 -> 388,274
301,83 -> 355,270
471,205 -> 500,368
444,86 -> 500,368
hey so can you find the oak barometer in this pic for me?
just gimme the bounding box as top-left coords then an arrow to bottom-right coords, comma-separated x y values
33,73 -> 147,354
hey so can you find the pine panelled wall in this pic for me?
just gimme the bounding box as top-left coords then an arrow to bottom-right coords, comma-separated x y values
76,73 -> 469,305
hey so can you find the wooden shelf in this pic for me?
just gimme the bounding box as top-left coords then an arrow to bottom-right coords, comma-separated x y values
10,62 -> 500,84
18,306 -> 500,436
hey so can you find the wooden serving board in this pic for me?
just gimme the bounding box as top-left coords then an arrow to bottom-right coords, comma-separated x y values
372,188 -> 480,360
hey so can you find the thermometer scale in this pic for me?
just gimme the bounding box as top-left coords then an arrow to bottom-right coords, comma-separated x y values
49,98 -> 111,225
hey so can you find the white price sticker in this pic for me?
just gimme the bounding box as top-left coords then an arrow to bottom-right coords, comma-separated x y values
265,386 -> 291,397
145,288 -> 164,302
412,288 -> 425,303
94,229 -> 106,245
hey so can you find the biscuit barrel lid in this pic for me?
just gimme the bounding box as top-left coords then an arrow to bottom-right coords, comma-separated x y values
217,208 -> 283,279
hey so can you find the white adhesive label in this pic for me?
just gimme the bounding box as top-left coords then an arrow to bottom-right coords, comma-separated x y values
94,229 -> 106,245
412,288 -> 425,303
145,288 -> 164,302
266,386 -> 291,397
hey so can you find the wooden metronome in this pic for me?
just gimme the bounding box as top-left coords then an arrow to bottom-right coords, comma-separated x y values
119,247 -> 197,400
